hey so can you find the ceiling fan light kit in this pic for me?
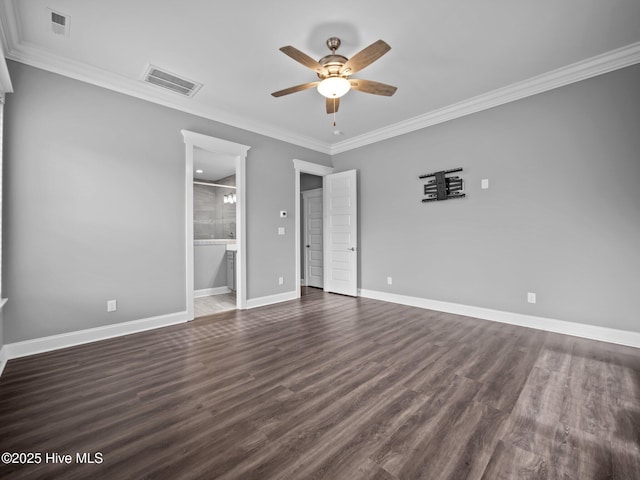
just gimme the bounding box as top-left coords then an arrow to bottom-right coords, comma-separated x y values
317,76 -> 351,98
272,36 -> 397,125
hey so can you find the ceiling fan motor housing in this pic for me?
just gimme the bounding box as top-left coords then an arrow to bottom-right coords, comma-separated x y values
317,54 -> 348,79
318,37 -> 348,79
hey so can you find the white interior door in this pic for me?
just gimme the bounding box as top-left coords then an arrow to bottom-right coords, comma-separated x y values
303,189 -> 324,288
324,170 -> 358,296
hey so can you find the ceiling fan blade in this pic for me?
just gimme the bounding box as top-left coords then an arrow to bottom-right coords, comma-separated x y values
326,97 -> 340,114
271,82 -> 319,97
279,46 -> 326,74
349,79 -> 397,96
340,40 -> 391,75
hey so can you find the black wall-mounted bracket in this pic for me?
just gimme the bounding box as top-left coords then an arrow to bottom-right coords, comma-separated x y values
419,168 -> 465,202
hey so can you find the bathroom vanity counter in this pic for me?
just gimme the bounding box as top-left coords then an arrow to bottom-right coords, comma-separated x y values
194,239 -> 236,247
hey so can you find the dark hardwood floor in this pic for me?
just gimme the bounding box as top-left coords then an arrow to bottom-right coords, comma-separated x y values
1,288 -> 639,479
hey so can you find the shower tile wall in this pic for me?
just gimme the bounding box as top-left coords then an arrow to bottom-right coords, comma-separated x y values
194,174 -> 236,240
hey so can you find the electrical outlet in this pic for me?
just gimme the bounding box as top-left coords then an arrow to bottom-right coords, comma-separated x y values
387,276 -> 393,285
527,292 -> 536,304
481,179 -> 489,189
278,276 -> 284,285
107,299 -> 117,312
278,227 -> 285,235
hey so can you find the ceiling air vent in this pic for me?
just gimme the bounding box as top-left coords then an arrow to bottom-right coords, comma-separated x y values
48,8 -> 70,36
143,66 -> 202,97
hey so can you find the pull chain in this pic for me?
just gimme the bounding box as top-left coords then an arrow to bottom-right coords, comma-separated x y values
333,97 -> 337,127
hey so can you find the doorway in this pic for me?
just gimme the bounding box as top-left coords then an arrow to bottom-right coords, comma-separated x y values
301,178 -> 323,288
182,130 -> 250,319
193,151 -> 238,317
293,159 -> 334,297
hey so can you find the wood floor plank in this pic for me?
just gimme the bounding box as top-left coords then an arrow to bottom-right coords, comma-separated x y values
351,459 -> 399,480
560,339 -> 615,437
501,366 -> 566,454
534,332 -> 576,374
291,389 -> 425,479
220,367 -> 420,479
473,338 -> 543,413
611,438 -> 640,480
481,440 -> 549,479
371,374 -> 483,477
546,423 -> 612,479
0,288 -> 638,479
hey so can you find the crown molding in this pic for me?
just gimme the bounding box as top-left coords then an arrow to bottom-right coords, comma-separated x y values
0,1 -> 332,154
0,1 -> 13,97
0,56 -> 11,101
330,41 -> 640,155
1,0 -> 639,156
6,44 -> 333,154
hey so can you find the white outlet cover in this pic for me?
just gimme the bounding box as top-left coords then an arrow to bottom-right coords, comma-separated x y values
107,299 -> 117,312
387,276 -> 393,285
481,179 -> 489,189
278,227 -> 285,235
527,292 -> 536,304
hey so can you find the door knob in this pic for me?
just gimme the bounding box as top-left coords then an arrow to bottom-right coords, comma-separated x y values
348,247 -> 356,251
306,245 -> 310,248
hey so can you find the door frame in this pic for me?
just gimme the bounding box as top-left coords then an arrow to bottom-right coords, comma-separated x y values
301,187 -> 324,288
183,130 -> 250,317
293,159 -> 334,297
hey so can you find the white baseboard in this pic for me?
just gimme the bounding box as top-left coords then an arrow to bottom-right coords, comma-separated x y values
4,311 -> 190,360
1,287 -> 299,374
194,286 -> 231,298
0,345 -> 7,377
4,289 -> 635,378
246,290 -> 298,309
359,289 -> 640,349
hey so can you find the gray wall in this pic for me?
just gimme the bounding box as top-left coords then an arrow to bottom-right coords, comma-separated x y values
194,244 -> 227,290
333,63 -> 640,333
4,59 -> 638,344
194,179 -> 236,240
2,61 -> 331,343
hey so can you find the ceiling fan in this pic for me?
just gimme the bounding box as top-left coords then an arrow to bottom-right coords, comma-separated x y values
271,37 -> 397,122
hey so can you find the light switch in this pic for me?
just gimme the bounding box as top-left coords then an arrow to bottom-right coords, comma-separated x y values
278,227 -> 285,235
107,299 -> 117,312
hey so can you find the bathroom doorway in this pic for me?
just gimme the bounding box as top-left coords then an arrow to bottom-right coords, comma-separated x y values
193,149 -> 238,317
182,130 -> 250,320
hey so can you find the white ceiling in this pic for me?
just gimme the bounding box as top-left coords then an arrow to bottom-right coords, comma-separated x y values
1,0 -> 639,154
193,148 -> 236,182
